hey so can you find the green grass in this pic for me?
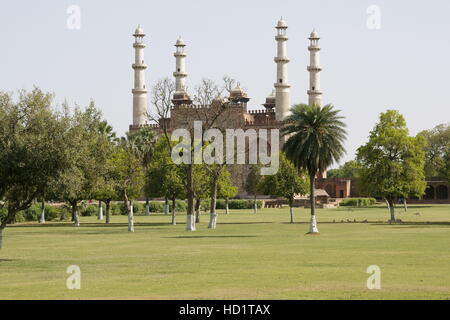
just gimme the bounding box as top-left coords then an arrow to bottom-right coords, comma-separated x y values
0,204 -> 449,300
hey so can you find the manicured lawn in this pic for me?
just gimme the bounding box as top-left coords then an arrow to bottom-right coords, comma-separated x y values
0,204 -> 449,300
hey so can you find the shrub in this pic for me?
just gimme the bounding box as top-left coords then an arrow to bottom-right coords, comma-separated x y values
110,203 -> 123,215
2,204 -> 64,222
59,206 -> 72,221
148,202 -> 164,213
44,205 -> 60,221
81,205 -> 97,217
0,208 -> 7,221
109,202 -> 167,215
132,202 -> 144,215
215,199 -> 263,210
171,200 -> 187,212
340,198 -> 376,207
200,200 -> 210,211
22,205 -> 41,221
215,199 -> 226,209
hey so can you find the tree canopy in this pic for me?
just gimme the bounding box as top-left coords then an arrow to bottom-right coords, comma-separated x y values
0,88 -> 71,246
327,160 -> 362,179
282,103 -> 347,233
417,123 -> 450,181
356,110 -> 426,221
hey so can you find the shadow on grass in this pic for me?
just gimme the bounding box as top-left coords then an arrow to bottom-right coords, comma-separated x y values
219,222 -> 274,225
8,222 -> 174,228
163,235 -> 257,239
0,259 -> 14,263
370,221 -> 450,227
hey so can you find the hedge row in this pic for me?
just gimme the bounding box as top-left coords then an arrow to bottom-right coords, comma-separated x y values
0,199 -> 264,223
215,199 -> 263,210
0,204 -> 71,222
340,198 -> 377,207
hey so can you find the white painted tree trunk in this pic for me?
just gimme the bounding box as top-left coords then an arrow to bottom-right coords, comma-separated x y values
289,206 -> 294,224
208,212 -> 218,229
172,201 -> 176,225
308,215 -> 319,233
253,195 -> 257,214
0,228 -> 4,249
186,215 -> 196,231
39,207 -> 46,224
403,199 -> 408,212
98,201 -> 103,220
74,210 -> 80,227
128,204 -> 134,232
191,214 -> 196,231
164,198 -> 169,215
145,204 -> 150,216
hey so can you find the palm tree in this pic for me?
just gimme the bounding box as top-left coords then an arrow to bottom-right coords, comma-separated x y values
122,127 -> 156,216
282,104 -> 347,234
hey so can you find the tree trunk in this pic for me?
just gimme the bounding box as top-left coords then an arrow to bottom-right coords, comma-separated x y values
208,178 -> 219,229
308,174 -> 319,234
388,198 -> 396,222
125,194 -> 134,232
145,198 -> 150,216
129,202 -> 134,232
195,198 -> 201,223
0,228 -> 4,249
225,198 -> 230,215
163,197 -> 169,215
0,207 -> 17,249
185,163 -> 196,231
39,199 -> 46,224
253,194 -> 257,214
289,199 -> 294,224
385,199 -> 390,209
171,198 -> 177,225
403,199 -> 408,212
98,200 -> 103,220
71,203 -> 76,222
72,201 -> 80,227
105,201 -> 111,224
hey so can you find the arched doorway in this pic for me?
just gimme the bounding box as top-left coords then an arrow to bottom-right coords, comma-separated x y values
436,185 -> 449,199
424,185 -> 435,200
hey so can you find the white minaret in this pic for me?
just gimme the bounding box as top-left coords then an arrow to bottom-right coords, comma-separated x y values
174,37 -> 187,94
307,29 -> 322,106
172,37 -> 192,105
132,25 -> 148,127
274,18 -> 291,121
308,30 -> 327,179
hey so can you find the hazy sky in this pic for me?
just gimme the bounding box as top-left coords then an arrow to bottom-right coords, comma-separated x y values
1,0 -> 449,165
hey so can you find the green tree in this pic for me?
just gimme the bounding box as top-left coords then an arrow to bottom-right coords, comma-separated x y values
50,102 -> 110,226
417,123 -> 450,181
282,104 -> 347,234
217,168 -> 238,215
127,127 -> 156,215
0,88 -> 70,248
95,120 -> 119,221
145,139 -> 185,225
356,110 -> 426,221
111,144 -> 145,232
259,153 -> 309,223
327,160 -> 362,179
245,165 -> 262,214
193,164 -> 209,223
